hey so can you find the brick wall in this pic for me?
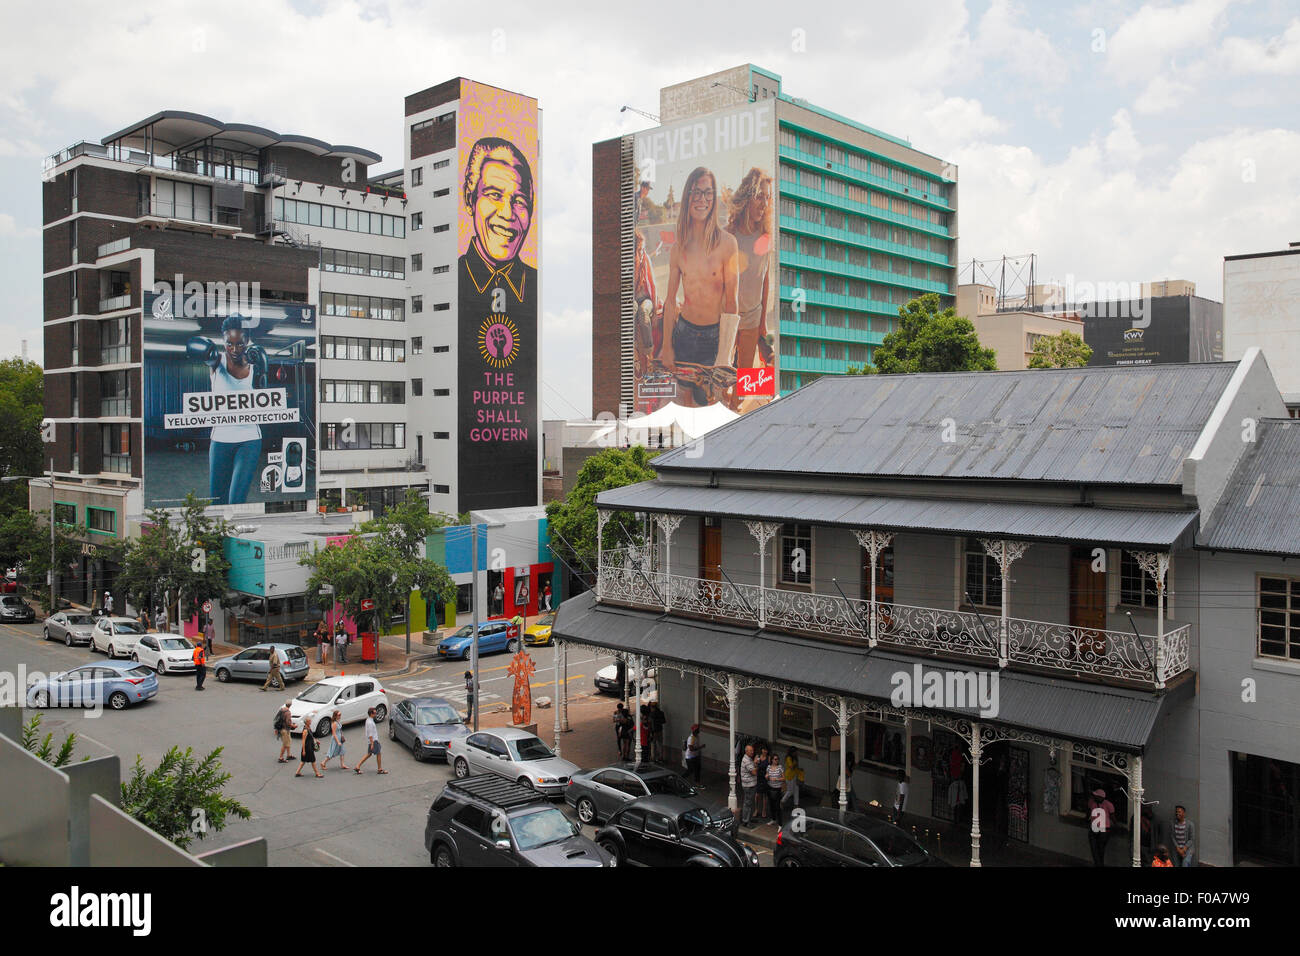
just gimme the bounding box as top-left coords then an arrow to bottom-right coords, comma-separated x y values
406,78 -> 461,116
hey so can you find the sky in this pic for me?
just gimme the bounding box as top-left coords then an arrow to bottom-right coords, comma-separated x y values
1,0 -> 1297,421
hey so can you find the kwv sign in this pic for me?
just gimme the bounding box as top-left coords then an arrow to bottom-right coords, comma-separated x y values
737,367 -> 775,397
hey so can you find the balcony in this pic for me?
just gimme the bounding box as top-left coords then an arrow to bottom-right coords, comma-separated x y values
99,294 -> 131,313
138,198 -> 241,230
597,547 -> 1189,690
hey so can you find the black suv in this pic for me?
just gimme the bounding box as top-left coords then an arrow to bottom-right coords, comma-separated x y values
425,775 -> 613,867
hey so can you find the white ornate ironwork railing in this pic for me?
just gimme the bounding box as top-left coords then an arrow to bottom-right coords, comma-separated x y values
596,553 -> 1190,688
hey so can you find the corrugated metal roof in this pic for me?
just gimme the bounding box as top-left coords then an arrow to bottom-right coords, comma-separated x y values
654,363 -> 1237,485
554,592 -> 1168,751
597,481 -> 1198,549
1199,418 -> 1300,556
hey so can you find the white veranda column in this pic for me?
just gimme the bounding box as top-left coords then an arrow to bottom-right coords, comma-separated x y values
553,640 -> 563,758
979,538 -> 1030,667
560,642 -> 570,732
634,655 -> 645,765
654,514 -> 683,614
596,510 -> 611,601
853,530 -> 895,647
969,722 -> 983,867
745,521 -> 780,627
1130,755 -> 1144,868
726,675 -> 739,813
1132,551 -> 1170,688
837,698 -> 850,811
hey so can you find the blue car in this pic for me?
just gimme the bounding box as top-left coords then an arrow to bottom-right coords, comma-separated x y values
436,620 -> 521,660
27,661 -> 159,710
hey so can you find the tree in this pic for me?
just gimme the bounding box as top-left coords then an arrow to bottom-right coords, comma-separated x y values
0,358 -> 45,513
0,507 -> 80,611
119,745 -> 250,850
854,293 -> 997,374
109,493 -> 232,627
545,446 -> 657,586
1028,330 -> 1093,369
21,713 -> 84,768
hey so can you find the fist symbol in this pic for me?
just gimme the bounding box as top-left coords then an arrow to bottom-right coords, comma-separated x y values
490,326 -> 509,359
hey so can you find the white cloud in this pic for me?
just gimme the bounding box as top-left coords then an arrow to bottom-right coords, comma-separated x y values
1220,16 -> 1300,74
972,0 -> 1069,87
1133,73 -> 1195,113
0,214 -> 37,238
1104,0 -> 1238,82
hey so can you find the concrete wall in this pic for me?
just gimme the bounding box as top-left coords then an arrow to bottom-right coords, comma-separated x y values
1224,250 -> 1300,403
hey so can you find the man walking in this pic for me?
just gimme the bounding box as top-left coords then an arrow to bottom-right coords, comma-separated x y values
740,744 -> 758,826
103,590 -> 113,616
261,646 -> 284,692
1088,787 -> 1116,866
683,724 -> 704,783
336,626 -> 348,664
354,707 -> 387,774
275,703 -> 295,763
649,701 -> 666,762
203,617 -> 215,655
464,670 -> 475,723
192,641 -> 207,691
1171,804 -> 1196,867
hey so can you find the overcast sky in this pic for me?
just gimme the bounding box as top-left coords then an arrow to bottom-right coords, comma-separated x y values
2,0 -> 1297,419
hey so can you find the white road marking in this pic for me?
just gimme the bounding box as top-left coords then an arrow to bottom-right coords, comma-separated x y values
315,848 -> 357,867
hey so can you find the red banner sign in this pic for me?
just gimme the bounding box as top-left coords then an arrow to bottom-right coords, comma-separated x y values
360,599 -> 375,611
736,367 -> 776,396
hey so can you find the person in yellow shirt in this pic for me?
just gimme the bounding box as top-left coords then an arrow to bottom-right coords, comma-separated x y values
783,748 -> 805,811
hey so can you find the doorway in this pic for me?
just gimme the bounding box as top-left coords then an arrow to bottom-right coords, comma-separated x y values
699,516 -> 722,606
861,544 -> 895,636
1069,547 -> 1108,658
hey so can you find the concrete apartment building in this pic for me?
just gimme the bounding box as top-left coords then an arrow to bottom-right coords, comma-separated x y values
592,64 -> 958,417
956,283 -> 1086,370
1223,242 -> 1300,416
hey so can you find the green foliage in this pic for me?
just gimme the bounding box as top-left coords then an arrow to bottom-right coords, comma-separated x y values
20,714 -> 84,768
0,507 -> 81,611
119,745 -> 250,850
1027,330 -> 1093,369
854,293 -> 997,374
0,358 -> 46,513
545,446 -> 658,578
108,493 -> 232,626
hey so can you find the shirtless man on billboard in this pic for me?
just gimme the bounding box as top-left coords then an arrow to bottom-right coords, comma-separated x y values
657,166 -> 740,407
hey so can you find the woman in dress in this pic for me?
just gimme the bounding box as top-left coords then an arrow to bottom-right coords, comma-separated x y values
295,712 -> 324,778
320,709 -> 347,772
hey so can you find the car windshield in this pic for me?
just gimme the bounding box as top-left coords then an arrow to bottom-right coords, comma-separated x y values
509,807 -> 577,851
160,639 -> 191,651
66,615 -> 94,626
536,613 -> 555,626
452,625 -> 474,639
645,774 -> 695,797
125,667 -> 154,679
297,684 -> 338,703
509,737 -> 553,761
867,826 -> 928,865
414,703 -> 461,725
115,621 -> 147,634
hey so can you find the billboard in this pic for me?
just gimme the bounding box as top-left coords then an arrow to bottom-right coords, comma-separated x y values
457,79 -> 540,511
143,291 -> 317,509
631,99 -> 778,415
1083,297 -> 1224,367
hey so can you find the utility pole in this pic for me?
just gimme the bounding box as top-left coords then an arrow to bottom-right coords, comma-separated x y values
471,521 -> 480,732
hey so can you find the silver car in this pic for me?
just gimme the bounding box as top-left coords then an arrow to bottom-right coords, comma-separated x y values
44,611 -> 97,647
448,727 -> 580,797
211,643 -> 310,684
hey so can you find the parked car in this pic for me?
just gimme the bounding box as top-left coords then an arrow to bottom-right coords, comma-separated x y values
211,643 -> 309,684
43,611 -> 97,646
91,617 -> 149,658
288,675 -> 388,738
773,806 -> 944,867
388,695 -> 469,762
26,661 -> 159,710
132,633 -> 197,675
523,612 -> 555,647
595,795 -> 759,867
565,762 -> 736,830
447,727 -> 580,797
424,775 -> 612,867
0,593 -> 35,623
436,620 -> 521,660
594,661 -> 657,701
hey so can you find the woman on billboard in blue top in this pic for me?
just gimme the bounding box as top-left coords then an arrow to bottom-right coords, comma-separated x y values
186,316 -> 268,505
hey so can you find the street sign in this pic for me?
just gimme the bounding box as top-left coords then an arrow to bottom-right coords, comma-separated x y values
361,599 -> 375,611
202,600 -> 212,614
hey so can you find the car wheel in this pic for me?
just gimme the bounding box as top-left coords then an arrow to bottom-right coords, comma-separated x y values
412,741 -> 426,762
108,645 -> 118,659
507,639 -> 520,653
157,659 -> 166,675
108,691 -> 129,711
598,840 -> 623,865
64,634 -> 73,648
576,797 -> 597,824
777,855 -> 801,867
131,652 -> 139,663
516,776 -> 535,791
433,844 -> 455,867
43,628 -> 50,641
315,717 -> 332,738
32,690 -> 49,708
215,668 -> 230,683
373,704 -> 387,723
453,757 -> 470,778
388,721 -> 396,740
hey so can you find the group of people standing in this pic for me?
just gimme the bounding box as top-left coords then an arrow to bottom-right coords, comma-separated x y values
613,701 -> 667,762
312,621 -> 351,665
739,743 -> 808,827
1088,787 -> 1196,867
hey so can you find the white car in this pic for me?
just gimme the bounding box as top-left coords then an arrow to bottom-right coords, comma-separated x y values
92,617 -> 150,658
594,663 -> 657,702
132,633 -> 196,675
288,675 -> 389,738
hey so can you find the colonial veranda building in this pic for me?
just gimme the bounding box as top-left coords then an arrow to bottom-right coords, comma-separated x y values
552,348 -> 1299,865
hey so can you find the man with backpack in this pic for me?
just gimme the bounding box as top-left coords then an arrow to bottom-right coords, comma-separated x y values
274,703 -> 295,763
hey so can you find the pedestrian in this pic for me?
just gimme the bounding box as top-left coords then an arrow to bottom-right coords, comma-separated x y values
892,767 -> 908,822
1152,844 -> 1173,867
740,744 -> 758,826
192,641 -> 207,691
354,707 -> 387,774
543,583 -> 552,612
261,646 -> 284,692
837,752 -> 860,813
275,702 -> 294,762
103,590 -> 113,616
753,747 -> 770,820
154,606 -> 166,632
203,617 -> 214,655
295,714 -> 324,778
1171,804 -> 1196,867
783,748 -> 804,811
766,753 -> 787,826
613,702 -> 627,749
650,701 -> 666,762
320,710 -> 347,771
1088,787 -> 1116,866
510,611 -> 525,644
464,670 -> 475,723
683,724 -> 704,783
336,626 -> 348,664
316,622 -> 329,664
638,705 -> 652,763
617,707 -> 633,761
492,582 -> 504,616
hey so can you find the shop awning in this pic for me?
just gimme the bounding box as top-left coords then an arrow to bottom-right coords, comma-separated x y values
596,481 -> 1199,550
555,591 -> 1182,752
